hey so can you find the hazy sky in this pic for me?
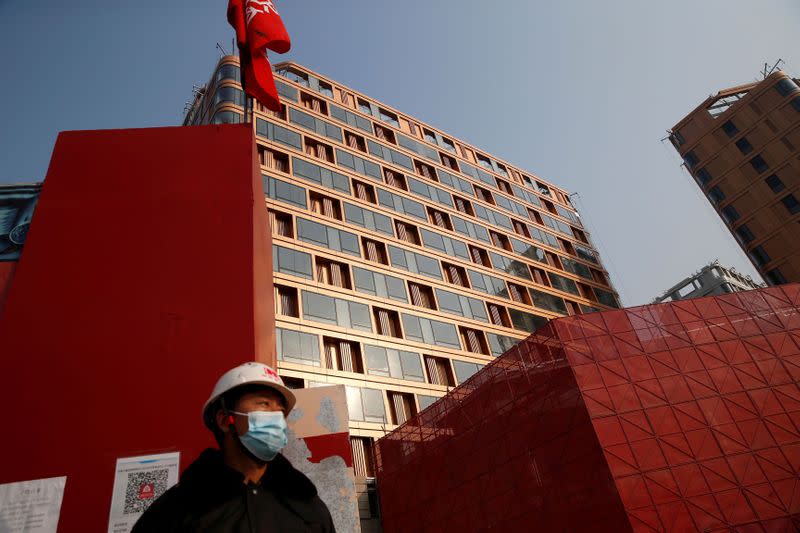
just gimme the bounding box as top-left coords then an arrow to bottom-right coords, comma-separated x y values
1,0 -> 797,305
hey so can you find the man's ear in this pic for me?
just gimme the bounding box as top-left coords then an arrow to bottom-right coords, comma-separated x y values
215,409 -> 231,434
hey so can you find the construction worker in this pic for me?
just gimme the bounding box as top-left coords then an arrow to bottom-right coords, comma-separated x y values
132,362 -> 335,532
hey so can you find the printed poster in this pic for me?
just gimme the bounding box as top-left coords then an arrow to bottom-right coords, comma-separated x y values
0,476 -> 67,533
107,452 -> 180,533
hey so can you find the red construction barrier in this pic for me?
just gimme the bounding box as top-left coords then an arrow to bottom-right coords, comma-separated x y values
0,125 -> 274,532
376,284 -> 800,532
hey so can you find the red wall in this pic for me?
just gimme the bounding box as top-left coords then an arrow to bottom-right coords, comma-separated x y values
0,125 -> 274,531
0,261 -> 15,314
376,285 -> 800,532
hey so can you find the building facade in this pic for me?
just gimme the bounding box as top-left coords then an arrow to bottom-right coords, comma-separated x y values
669,70 -> 800,285
652,261 -> 763,304
0,183 -> 41,262
184,56 -> 620,479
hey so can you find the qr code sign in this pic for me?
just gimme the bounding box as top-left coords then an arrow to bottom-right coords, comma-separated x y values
123,469 -> 169,515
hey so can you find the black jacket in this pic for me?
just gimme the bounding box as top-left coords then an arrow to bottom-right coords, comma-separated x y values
132,449 -> 335,532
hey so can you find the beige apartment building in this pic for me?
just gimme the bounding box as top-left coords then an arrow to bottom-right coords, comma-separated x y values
669,70 -> 800,285
184,56 -> 620,482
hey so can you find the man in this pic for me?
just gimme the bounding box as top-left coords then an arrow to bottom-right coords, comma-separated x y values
132,362 -> 335,532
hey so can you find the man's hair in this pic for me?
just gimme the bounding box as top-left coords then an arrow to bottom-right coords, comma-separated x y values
209,384 -> 288,446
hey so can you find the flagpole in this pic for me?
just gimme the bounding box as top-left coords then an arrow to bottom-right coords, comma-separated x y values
238,47 -> 253,125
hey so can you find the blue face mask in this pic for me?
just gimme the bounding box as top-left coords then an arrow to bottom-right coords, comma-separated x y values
231,410 -> 288,462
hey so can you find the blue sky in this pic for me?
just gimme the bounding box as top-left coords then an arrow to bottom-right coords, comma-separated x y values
1,0 -> 797,305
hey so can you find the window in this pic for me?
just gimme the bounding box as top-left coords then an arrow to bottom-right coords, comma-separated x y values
292,157 -> 351,194
335,149 -> 382,182
417,395 -> 440,411
735,224 -> 755,244
388,391 -> 417,425
402,314 -> 461,348
408,282 -> 436,310
263,175 -> 306,209
388,246 -> 443,280
415,160 -> 437,180
323,337 -> 363,373
357,98 -> 372,115
300,92 -> 327,114
309,191 -> 342,220
594,289 -> 620,308
424,356 -> 455,386
274,285 -> 299,317
364,344 -> 424,381
397,133 -> 439,162
343,203 -> 393,236
304,137 -> 334,163
452,360 -> 484,384
258,146 -> 289,173
301,291 -> 372,332
489,231 -> 512,251
442,262 -> 469,287
792,97 -> 800,112
378,108 -> 400,128
775,78 -> 800,97
735,137 -> 753,155
469,245 -> 491,267
512,220 -> 530,238
509,309 -> 547,333
453,215 -> 490,243
269,209 -> 293,238
721,120 -> 739,138
750,155 -> 769,174
765,174 -> 785,193
708,186 -> 725,205
378,189 -> 426,220
453,195 -> 474,216
374,307 -> 402,338
766,268 -> 787,285
427,207 -> 453,230
507,282 -> 531,305
350,437 -> 375,477
256,119 -> 302,150
435,288 -> 488,322
352,266 -> 408,302
460,327 -> 489,354
273,244 -> 313,279
277,328 -> 320,366
683,150 -> 699,169
353,180 -> 377,203
344,130 -> 367,152
490,252 -> 532,280
315,257 -> 351,289
346,386 -> 386,423
721,205 -> 740,224
468,270 -> 509,299
782,194 -> 800,215
531,266 -> 550,286
440,153 -> 459,171
487,303 -> 512,328
289,108 -> 342,142
281,376 -> 304,389
395,221 -> 421,245
374,124 -> 396,144
297,218 -> 360,256
408,177 -> 453,208
362,237 -> 388,264
383,169 -> 407,190
487,334 -> 520,357
529,288 -> 567,314
474,185 -> 494,205
420,229 -> 469,260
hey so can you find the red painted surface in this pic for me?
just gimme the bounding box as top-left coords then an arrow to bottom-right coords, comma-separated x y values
376,285 -> 800,532
0,125 -> 274,532
0,261 -> 15,315
303,432 -> 354,467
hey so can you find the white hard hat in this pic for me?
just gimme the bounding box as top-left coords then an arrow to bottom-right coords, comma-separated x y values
202,362 -> 297,429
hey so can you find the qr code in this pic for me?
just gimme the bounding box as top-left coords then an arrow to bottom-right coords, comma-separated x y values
123,469 -> 169,515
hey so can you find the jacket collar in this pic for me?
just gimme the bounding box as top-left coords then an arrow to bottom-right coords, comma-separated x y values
180,448 -> 318,501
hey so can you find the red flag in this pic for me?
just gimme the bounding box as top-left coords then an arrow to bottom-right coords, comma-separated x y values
226,0 -> 291,112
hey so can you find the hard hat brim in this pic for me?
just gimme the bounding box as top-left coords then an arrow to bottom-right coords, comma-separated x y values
202,380 -> 297,430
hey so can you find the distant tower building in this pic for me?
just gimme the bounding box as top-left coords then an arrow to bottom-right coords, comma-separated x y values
652,260 -> 764,304
668,68 -> 800,285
